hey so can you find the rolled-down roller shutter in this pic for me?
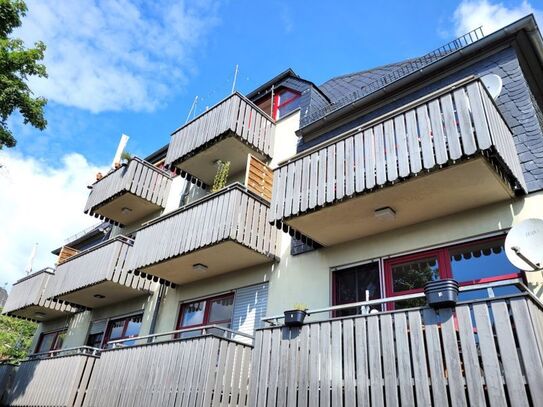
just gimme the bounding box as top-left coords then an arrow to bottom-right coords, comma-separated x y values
231,283 -> 269,343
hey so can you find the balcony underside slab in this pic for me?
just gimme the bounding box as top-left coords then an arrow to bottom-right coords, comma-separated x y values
286,158 -> 514,246
56,280 -> 150,309
140,240 -> 273,284
176,135 -> 269,185
6,305 -> 72,321
93,192 -> 162,225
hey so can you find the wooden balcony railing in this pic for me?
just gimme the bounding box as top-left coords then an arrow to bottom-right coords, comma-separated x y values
83,326 -> 253,407
251,284 -> 543,407
44,237 -> 152,308
84,157 -> 172,226
1,268 -> 77,321
166,92 -> 275,171
0,363 -> 16,402
2,347 -> 99,407
125,183 -> 277,284
269,78 -> 527,229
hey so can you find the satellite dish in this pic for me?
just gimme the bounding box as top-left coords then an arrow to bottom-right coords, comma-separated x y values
481,74 -> 503,99
505,218 -> 543,271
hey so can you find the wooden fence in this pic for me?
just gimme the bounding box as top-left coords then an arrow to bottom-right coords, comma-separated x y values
57,246 -> 80,264
245,155 -> 274,202
248,294 -> 543,407
84,157 -> 172,224
44,237 -> 152,306
2,268 -> 76,320
2,350 -> 98,407
125,183 -> 277,273
83,335 -> 253,407
269,78 -> 527,225
166,92 -> 275,169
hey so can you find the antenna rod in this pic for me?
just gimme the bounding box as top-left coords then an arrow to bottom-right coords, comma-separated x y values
231,64 -> 239,94
25,243 -> 38,275
186,96 -> 198,123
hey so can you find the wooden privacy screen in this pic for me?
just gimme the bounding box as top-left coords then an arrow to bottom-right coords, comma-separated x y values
245,155 -> 273,202
57,246 -> 80,264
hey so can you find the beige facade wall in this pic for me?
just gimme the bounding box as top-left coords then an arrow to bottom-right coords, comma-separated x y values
265,191 -> 543,320
153,264 -> 272,334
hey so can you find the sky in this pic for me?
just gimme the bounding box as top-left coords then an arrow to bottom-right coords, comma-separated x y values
1,0 -> 542,288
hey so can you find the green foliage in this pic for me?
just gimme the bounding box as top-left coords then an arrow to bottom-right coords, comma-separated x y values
120,151 -> 133,162
211,160 -> 230,192
0,0 -> 47,149
292,303 -> 308,311
0,307 -> 36,362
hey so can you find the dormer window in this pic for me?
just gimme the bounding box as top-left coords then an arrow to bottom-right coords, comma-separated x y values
273,88 -> 301,120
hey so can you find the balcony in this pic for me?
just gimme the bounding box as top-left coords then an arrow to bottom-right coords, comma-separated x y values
125,183 -> 277,284
83,326 -> 253,406
44,237 -> 152,308
269,78 -> 527,246
84,157 -> 173,226
165,93 -> 275,185
2,347 -> 99,407
1,268 -> 77,322
252,282 -> 543,406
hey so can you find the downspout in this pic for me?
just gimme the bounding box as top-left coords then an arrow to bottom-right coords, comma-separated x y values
147,283 -> 166,343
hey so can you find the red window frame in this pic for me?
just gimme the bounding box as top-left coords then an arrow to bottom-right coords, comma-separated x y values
35,329 -> 66,353
103,313 -> 143,345
384,235 -> 522,298
272,88 -> 301,120
176,293 -> 235,331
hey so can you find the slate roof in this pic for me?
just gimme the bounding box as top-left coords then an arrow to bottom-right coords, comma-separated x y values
318,58 -> 419,103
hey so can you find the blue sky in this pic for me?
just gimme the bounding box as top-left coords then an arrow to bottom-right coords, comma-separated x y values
1,0 -> 542,286
10,0 -> 540,165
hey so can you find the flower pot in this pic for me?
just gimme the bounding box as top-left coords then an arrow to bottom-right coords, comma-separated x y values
284,309 -> 307,327
424,279 -> 459,309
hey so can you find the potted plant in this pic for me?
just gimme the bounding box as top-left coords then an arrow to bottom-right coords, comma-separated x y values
284,304 -> 308,327
211,160 -> 231,192
424,279 -> 459,309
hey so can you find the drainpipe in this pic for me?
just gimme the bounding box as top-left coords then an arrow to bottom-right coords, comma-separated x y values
147,283 -> 166,343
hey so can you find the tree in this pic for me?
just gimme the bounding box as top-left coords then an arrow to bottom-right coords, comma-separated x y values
0,307 -> 36,362
0,0 -> 47,149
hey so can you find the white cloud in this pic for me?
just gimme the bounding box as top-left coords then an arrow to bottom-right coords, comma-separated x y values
16,0 -> 219,113
0,151 -> 108,288
453,0 -> 542,37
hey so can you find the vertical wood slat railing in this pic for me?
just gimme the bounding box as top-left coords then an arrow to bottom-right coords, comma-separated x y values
165,93 -> 275,169
2,268 -> 76,318
2,351 -> 98,407
248,295 -> 543,407
269,78 -> 527,225
0,364 -> 17,403
125,183 -> 277,273
44,237 -> 151,303
83,335 -> 253,407
84,157 -> 172,222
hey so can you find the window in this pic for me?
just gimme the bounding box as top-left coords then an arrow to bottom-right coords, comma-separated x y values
333,262 -> 381,317
35,329 -> 66,353
176,294 -> 235,338
103,314 -> 143,348
384,236 -> 520,307
273,88 -> 301,120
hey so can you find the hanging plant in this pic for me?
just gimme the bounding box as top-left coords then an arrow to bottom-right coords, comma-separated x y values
211,160 -> 231,192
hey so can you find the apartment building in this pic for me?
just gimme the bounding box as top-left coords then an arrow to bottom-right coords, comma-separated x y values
1,14 -> 543,407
